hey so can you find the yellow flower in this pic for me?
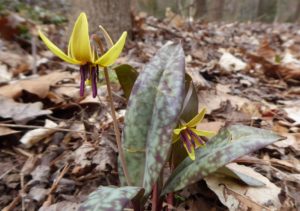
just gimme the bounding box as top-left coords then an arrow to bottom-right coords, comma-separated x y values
39,12 -> 127,97
173,108 -> 215,160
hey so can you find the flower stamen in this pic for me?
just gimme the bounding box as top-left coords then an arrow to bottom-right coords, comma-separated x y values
186,128 -> 206,146
180,131 -> 192,153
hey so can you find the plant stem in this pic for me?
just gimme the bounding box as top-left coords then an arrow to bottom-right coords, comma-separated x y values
151,170 -> 164,211
167,193 -> 174,211
151,183 -> 163,211
103,67 -> 131,186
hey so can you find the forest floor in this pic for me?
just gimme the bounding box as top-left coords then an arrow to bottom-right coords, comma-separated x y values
0,6 -> 299,211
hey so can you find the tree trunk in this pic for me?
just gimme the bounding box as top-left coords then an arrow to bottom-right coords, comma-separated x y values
257,0 -> 277,22
68,0 -> 131,42
195,0 -> 207,20
206,0 -> 224,21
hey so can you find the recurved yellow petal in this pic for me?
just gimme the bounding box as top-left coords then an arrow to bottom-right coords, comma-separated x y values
190,128 -> 215,138
172,134 -> 180,143
183,142 -> 195,160
67,31 -> 74,58
186,108 -> 206,128
95,31 -> 127,66
173,127 -> 185,135
69,12 -> 93,63
39,30 -> 81,65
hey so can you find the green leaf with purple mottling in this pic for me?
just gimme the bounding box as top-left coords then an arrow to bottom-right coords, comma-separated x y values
79,186 -> 143,211
162,125 -> 284,194
121,42 -> 185,194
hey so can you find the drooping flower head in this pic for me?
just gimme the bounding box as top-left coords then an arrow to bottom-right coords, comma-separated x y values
39,12 -> 127,97
173,108 -> 215,160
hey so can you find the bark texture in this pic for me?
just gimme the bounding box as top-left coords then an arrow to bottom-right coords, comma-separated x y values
69,0 -> 131,41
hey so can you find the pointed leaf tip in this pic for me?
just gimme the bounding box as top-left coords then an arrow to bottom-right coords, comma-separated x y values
162,125 -> 283,194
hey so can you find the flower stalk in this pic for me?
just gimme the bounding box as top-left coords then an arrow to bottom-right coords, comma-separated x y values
103,66 -> 131,186
93,33 -> 131,186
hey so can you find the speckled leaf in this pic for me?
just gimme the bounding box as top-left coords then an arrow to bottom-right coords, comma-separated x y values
79,186 -> 143,211
162,125 -> 284,194
114,64 -> 138,100
122,42 -> 185,192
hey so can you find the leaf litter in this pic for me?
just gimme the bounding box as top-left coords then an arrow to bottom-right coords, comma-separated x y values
0,8 -> 299,211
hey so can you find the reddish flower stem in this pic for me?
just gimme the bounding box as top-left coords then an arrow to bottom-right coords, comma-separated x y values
151,183 -> 163,211
167,193 -> 174,211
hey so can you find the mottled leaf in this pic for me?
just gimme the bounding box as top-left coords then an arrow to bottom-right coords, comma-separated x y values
114,64 -> 138,100
162,125 -> 284,194
121,42 -> 185,194
79,186 -> 143,211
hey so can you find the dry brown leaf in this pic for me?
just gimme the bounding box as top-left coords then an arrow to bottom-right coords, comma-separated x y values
0,96 -> 52,123
221,185 -> 271,211
0,51 -> 30,75
197,121 -> 225,133
186,67 -> 211,88
225,163 -> 267,186
31,165 -> 51,183
20,119 -> 59,147
198,84 -> 251,114
270,158 -> 300,173
219,51 -> 247,72
273,133 -> 300,151
71,142 -> 95,175
28,187 -> 48,203
93,136 -> 117,172
54,85 -> 80,99
0,71 -> 72,98
284,105 -> 300,126
205,173 -> 281,211
0,64 -> 12,83
39,201 -> 80,211
0,126 -> 19,136
165,7 -> 185,28
246,52 -> 300,82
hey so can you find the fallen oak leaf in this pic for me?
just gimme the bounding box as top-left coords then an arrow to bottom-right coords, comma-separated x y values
0,126 -> 20,137
204,173 -> 281,211
0,71 -> 72,98
218,163 -> 266,187
20,119 -> 60,147
220,184 -> 271,211
0,96 -> 52,124
0,51 -> 31,75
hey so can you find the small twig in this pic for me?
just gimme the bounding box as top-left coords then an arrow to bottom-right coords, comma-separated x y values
3,196 -> 21,211
13,147 -> 33,157
42,164 -> 70,207
3,183 -> 30,211
146,22 -> 184,38
0,123 -> 94,135
20,173 -> 25,211
31,36 -> 37,74
0,168 -> 14,180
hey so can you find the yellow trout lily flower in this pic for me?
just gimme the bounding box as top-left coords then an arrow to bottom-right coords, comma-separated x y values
173,108 -> 215,160
38,12 -> 127,97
